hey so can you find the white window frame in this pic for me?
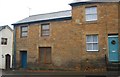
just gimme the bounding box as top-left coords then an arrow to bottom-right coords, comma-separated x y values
85,6 -> 97,21
86,35 -> 99,51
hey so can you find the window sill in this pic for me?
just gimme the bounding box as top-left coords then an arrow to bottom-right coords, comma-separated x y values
86,50 -> 99,52
85,20 -> 98,24
20,36 -> 28,38
41,35 -> 50,37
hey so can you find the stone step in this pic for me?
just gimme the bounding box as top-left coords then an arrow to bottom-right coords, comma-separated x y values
107,62 -> 120,66
107,62 -> 120,71
107,66 -> 120,71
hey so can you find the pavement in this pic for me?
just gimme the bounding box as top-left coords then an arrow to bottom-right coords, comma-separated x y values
1,70 -> 120,77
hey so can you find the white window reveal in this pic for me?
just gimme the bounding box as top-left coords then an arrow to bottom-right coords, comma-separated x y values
86,35 -> 98,51
85,7 -> 97,21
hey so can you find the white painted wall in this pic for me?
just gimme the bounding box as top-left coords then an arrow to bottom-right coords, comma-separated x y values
0,26 -> 13,69
0,31 -> 2,69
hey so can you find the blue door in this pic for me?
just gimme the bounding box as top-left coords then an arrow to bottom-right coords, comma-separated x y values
108,35 -> 119,62
21,51 -> 27,68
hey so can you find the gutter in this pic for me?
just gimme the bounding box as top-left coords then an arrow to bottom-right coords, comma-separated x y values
13,25 -> 16,69
69,2 -> 98,6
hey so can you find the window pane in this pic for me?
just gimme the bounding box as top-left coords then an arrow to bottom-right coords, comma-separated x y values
93,35 -> 98,42
87,43 -> 92,50
4,38 -> 7,45
93,43 -> 98,50
86,14 -> 92,21
42,31 -> 49,36
85,8 -> 90,14
91,7 -> 97,13
42,25 -> 49,30
22,26 -> 28,31
86,14 -> 97,21
91,14 -> 97,20
86,7 -> 97,14
22,32 -> 27,37
87,36 -> 92,42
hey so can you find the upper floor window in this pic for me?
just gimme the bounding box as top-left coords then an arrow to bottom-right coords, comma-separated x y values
86,35 -> 98,51
85,6 -> 97,21
41,24 -> 50,36
1,38 -> 7,45
21,26 -> 28,37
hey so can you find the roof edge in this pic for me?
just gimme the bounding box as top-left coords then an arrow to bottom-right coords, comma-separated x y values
12,17 -> 72,26
0,25 -> 13,31
69,1 -> 120,6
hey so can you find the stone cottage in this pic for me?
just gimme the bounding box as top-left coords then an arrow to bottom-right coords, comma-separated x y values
12,0 -> 120,71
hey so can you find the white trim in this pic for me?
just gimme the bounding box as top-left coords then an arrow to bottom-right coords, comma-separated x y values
108,35 -> 118,37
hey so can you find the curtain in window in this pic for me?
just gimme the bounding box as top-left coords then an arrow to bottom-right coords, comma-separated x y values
86,35 -> 98,51
85,7 -> 97,21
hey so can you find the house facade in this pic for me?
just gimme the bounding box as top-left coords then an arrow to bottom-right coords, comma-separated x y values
0,25 -> 13,69
13,1 -> 120,71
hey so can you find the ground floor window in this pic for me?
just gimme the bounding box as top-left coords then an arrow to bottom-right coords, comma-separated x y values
39,47 -> 51,64
86,35 -> 98,51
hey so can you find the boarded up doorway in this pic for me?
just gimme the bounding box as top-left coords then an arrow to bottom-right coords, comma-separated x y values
39,47 -> 51,64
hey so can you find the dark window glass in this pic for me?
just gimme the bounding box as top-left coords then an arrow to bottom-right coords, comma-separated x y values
1,38 -> 7,45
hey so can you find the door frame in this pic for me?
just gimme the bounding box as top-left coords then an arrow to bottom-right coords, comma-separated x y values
108,35 -> 119,62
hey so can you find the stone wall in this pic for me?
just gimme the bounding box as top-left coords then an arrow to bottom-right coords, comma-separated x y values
15,2 -> 119,71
